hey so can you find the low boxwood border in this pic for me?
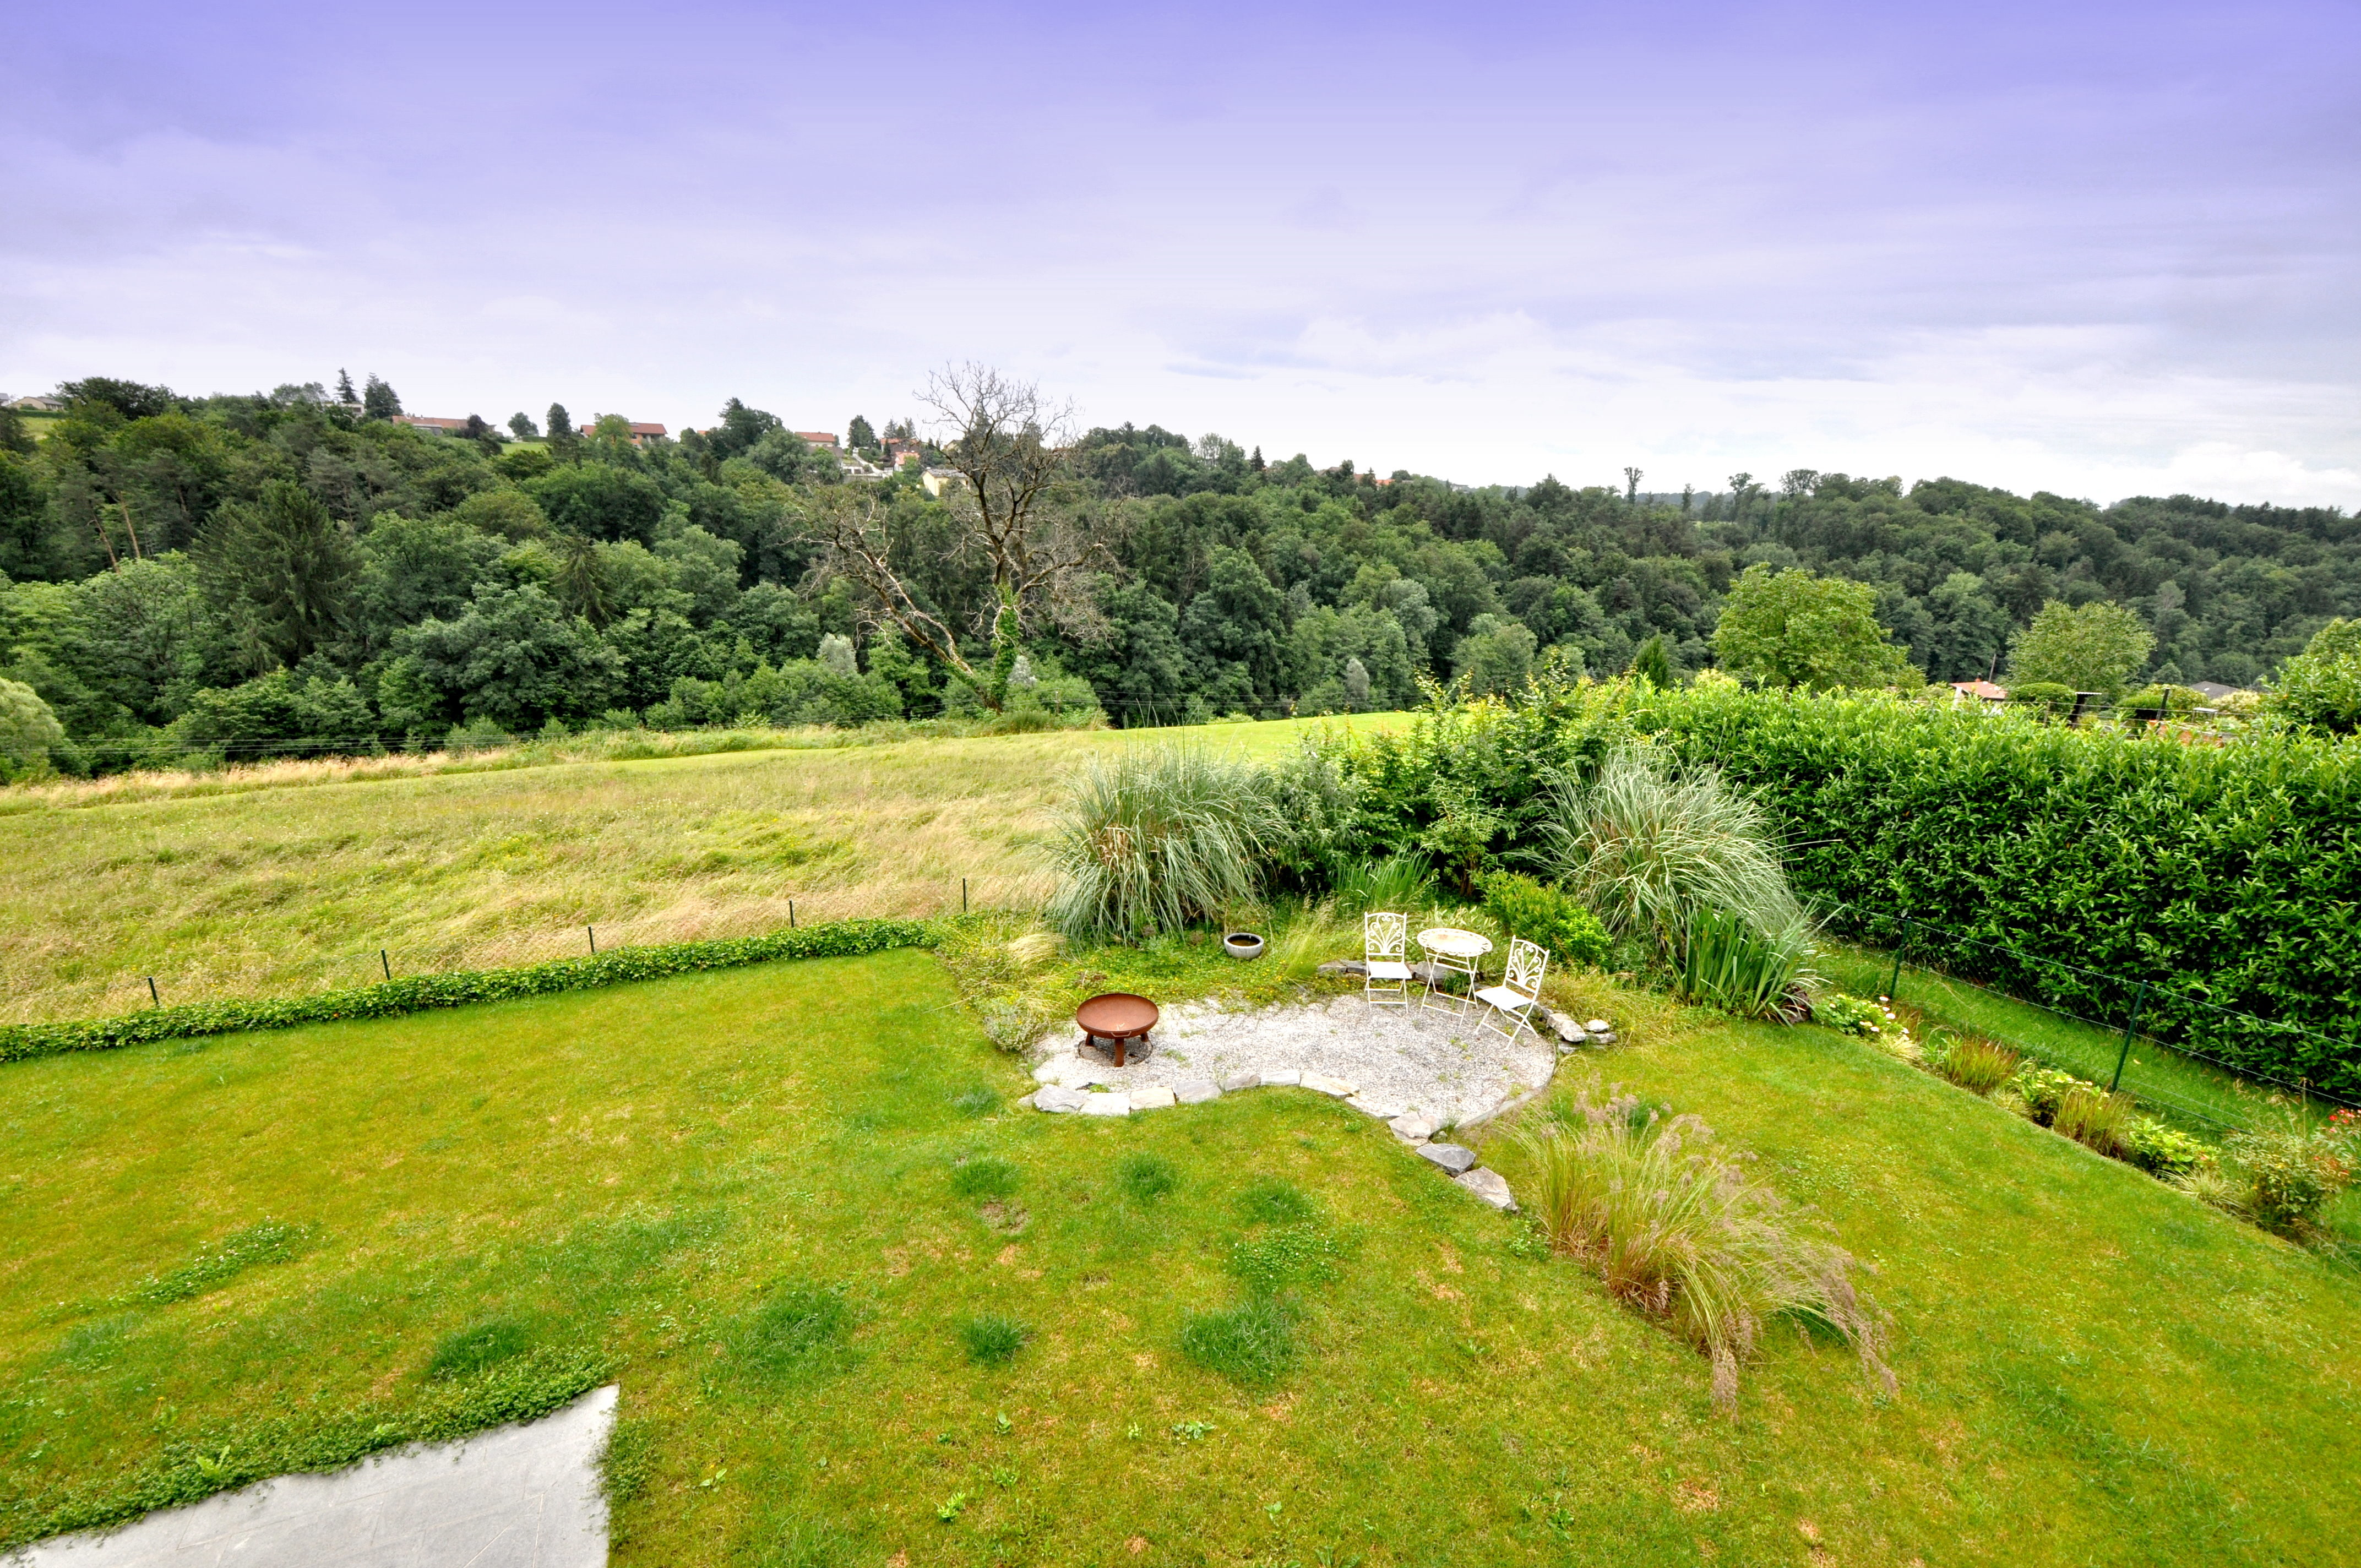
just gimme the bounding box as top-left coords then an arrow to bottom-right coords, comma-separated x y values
0,918 -> 940,1064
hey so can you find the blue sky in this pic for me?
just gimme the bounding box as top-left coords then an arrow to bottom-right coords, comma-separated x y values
5,2 -> 2358,504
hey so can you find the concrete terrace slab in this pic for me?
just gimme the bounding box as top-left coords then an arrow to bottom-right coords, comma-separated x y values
20,1385 -> 618,1568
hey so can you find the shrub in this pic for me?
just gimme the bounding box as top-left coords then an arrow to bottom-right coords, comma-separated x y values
1478,870 -> 1613,969
2222,1125 -> 2357,1231
2006,680 -> 2076,717
1672,907 -> 1816,1021
1937,1037 -> 2021,1096
1813,993 -> 1881,1036
1537,746 -> 1802,950
1041,744 -> 1283,943
2052,1086 -> 2136,1158
426,1317 -> 534,1381
976,996 -> 1058,1054
1508,1084 -> 1891,1414
2010,1065 -> 2092,1126
960,1314 -> 1030,1366
1178,1298 -> 1298,1385
1116,1151 -> 1177,1204
2122,1117 -> 2214,1179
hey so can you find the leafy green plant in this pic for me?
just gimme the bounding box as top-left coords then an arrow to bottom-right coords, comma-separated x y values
976,996 -> 1058,1054
1041,744 -> 1283,943
1117,1151 -> 1178,1204
1671,907 -> 1816,1021
1331,852 -> 1435,913
1937,1037 -> 2021,1096
1537,746 -> 1802,950
1178,1299 -> 1299,1385
2122,1117 -> 2214,1179
2009,1066 -> 2092,1126
949,1157 -> 1020,1201
1478,870 -> 1612,968
425,1317 -> 535,1381
1813,993 -> 1885,1037
126,1220 -> 313,1304
1506,1083 -> 1891,1414
2051,1086 -> 2135,1158
960,1314 -> 1030,1367
2222,1124 -> 2357,1231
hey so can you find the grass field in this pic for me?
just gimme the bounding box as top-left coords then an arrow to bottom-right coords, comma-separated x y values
3,949 -> 2357,1564
0,715 -> 1407,1025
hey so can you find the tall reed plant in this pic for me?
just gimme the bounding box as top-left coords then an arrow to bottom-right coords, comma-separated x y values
1538,747 -> 1802,950
1672,907 -> 1817,1020
1508,1084 -> 1891,1414
1042,744 -> 1282,943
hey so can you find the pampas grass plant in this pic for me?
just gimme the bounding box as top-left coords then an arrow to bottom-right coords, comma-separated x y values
1042,745 -> 1282,943
1508,1083 -> 1892,1414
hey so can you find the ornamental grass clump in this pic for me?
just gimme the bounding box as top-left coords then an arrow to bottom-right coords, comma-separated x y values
1936,1036 -> 2020,1096
1042,744 -> 1283,943
1672,906 -> 1818,1020
1509,1084 -> 1891,1414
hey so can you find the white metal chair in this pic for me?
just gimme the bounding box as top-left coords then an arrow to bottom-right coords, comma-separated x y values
1475,937 -> 1549,1041
1363,912 -> 1413,1007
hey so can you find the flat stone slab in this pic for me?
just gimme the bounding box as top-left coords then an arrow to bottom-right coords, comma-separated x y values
1076,1094 -> 1130,1117
1261,1069 -> 1303,1087
1173,1080 -> 1222,1104
1389,1113 -> 1438,1143
1455,1167 -> 1518,1211
1316,959 -> 1368,976
1585,1019 -> 1611,1034
23,1386 -> 617,1568
1347,1096 -> 1407,1120
1129,1085 -> 1178,1111
1218,1071 -> 1261,1092
1300,1071 -> 1357,1098
1033,1085 -> 1085,1114
1419,1142 -> 1478,1175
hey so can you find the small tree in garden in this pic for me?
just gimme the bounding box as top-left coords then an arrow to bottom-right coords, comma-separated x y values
2007,599 -> 2155,697
1711,564 -> 1914,690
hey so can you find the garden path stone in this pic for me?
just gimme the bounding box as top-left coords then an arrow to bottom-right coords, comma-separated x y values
1076,1093 -> 1131,1117
1348,1096 -> 1406,1120
1130,1085 -> 1178,1110
1032,1086 -> 1086,1114
22,1385 -> 617,1568
1419,1142 -> 1478,1174
1174,1080 -> 1222,1104
1585,1019 -> 1611,1033
1262,1069 -> 1304,1087
1300,1072 -> 1357,1098
1454,1168 -> 1517,1211
1388,1113 -> 1438,1142
1316,959 -> 1368,976
1026,995 -> 1555,1133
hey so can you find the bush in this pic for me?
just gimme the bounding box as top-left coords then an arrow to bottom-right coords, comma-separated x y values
959,1314 -> 1029,1366
1938,1037 -> 2021,1096
1814,993 -> 1885,1037
1672,907 -> 1816,1021
1478,870 -> 1613,968
1508,1084 -> 1891,1414
2005,680 -> 2076,716
1041,744 -> 1283,943
2222,1125 -> 2357,1231
2122,1117 -> 2213,1179
1332,852 -> 1435,914
2010,1065 -> 2091,1126
1177,1298 -> 1298,1385
1537,746 -> 1802,950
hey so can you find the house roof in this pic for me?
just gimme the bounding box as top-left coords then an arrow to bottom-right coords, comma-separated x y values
2186,680 -> 2245,700
1951,679 -> 2008,700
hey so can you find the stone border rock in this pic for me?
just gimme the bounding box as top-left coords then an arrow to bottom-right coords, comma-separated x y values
1012,1007 -> 1622,1216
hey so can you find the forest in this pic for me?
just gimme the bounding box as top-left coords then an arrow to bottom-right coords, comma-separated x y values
1,372 -> 2355,773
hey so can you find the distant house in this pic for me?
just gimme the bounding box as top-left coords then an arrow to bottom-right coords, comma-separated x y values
2187,680 -> 2246,701
796,431 -> 840,449
6,395 -> 63,412
395,415 -> 475,435
883,437 -> 924,466
1950,679 -> 2008,707
921,465 -> 969,498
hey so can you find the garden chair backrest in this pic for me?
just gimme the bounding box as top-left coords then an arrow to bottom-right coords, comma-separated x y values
1364,911 -> 1407,961
1503,937 -> 1548,998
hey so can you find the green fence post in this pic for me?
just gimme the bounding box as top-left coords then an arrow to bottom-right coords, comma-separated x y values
2109,981 -> 2148,1093
380,949 -> 391,982
587,925 -> 597,955
1885,918 -> 1911,1000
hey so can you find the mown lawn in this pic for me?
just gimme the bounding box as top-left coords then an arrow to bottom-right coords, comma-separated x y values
0,714 -> 1404,1023
4,950 -> 2357,1564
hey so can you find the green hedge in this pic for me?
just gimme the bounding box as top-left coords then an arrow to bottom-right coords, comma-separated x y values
1320,686 -> 2361,1096
0,1349 -> 611,1551
0,918 -> 939,1064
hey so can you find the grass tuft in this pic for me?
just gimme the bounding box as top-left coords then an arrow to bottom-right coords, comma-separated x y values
1938,1036 -> 2022,1096
731,1284 -> 855,1383
1233,1178 -> 1319,1227
949,1157 -> 1021,1201
1117,1151 -> 1179,1203
1042,743 -> 1283,943
1178,1298 -> 1299,1385
127,1220 -> 312,1305
425,1317 -> 535,1381
959,1314 -> 1030,1366
949,1084 -> 1001,1117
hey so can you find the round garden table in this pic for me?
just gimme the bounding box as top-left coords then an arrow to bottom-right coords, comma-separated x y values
1415,927 -> 1493,1014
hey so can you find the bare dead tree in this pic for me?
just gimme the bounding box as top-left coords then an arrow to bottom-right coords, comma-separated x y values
804,364 -> 1106,709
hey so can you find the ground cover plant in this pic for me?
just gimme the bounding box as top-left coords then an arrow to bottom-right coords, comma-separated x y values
0,714 -> 1401,1024
4,951 -> 2360,1564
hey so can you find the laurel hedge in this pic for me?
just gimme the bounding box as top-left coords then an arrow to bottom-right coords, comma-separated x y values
0,918 -> 939,1064
1320,685 -> 2361,1097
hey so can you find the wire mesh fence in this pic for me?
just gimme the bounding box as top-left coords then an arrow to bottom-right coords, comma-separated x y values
2,874 -> 1051,1027
1825,909 -> 2361,1135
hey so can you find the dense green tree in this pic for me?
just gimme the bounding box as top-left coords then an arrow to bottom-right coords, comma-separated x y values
847,415 -> 877,451
1631,633 -> 1673,688
1712,564 -> 1916,689
526,464 -> 666,543
0,676 -> 63,778
1452,613 -> 1538,697
2265,618 -> 2361,733
389,583 -> 620,733
361,375 -> 402,421
1180,547 -> 1287,704
195,481 -> 358,671
2008,599 -> 2156,695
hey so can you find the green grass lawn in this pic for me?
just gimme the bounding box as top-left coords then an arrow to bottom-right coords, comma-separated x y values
0,714 -> 1407,1025
4,950 -> 2357,1565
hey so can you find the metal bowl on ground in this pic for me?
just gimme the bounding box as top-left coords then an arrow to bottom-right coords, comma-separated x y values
1223,932 -> 1266,961
1075,992 -> 1160,1066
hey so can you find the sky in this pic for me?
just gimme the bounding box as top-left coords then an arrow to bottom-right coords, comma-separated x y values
4,1 -> 2359,506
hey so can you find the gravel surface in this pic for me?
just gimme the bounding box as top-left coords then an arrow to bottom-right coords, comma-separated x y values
1031,993 -> 1559,1128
